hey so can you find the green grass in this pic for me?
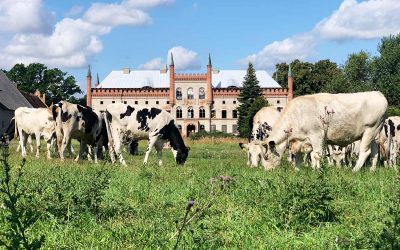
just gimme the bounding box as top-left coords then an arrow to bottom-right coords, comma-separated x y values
0,139 -> 399,249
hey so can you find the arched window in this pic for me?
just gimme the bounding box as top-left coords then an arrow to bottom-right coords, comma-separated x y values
187,88 -> 194,100
199,87 -> 205,99
200,124 -> 205,131
176,107 -> 182,118
176,88 -> 182,100
199,107 -> 206,118
188,106 -> 194,118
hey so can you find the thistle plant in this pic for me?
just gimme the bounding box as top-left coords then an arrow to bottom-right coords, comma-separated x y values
0,142 -> 45,250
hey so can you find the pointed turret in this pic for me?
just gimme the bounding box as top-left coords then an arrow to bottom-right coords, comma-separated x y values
87,64 -> 92,78
169,52 -> 174,66
288,64 -> 293,102
96,73 -> 100,86
86,65 -> 92,107
208,53 -> 212,66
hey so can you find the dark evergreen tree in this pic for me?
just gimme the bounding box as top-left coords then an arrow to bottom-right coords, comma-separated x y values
237,62 -> 265,138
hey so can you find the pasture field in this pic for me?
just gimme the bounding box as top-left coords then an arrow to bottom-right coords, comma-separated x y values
0,138 -> 399,249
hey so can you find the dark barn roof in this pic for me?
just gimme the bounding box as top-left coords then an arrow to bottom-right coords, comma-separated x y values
0,71 -> 32,110
20,91 -> 47,108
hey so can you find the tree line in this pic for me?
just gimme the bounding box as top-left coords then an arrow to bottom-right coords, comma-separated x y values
238,33 -> 400,137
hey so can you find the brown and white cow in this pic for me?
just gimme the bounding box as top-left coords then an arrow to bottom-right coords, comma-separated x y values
52,101 -> 107,163
262,91 -> 387,171
14,107 -> 56,159
104,103 -> 189,166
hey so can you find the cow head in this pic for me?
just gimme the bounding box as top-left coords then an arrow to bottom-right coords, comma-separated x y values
260,140 -> 283,170
239,141 -> 267,167
175,146 -> 190,165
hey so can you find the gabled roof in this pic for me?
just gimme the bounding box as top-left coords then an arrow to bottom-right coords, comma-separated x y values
0,71 -> 32,110
96,69 -> 282,89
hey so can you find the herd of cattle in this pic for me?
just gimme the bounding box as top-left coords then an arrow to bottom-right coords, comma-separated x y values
0,91 -> 398,172
1,101 -> 190,165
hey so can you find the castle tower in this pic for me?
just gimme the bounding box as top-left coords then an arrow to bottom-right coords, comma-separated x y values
169,52 -> 175,107
206,53 -> 213,104
288,64 -> 293,102
86,65 -> 92,107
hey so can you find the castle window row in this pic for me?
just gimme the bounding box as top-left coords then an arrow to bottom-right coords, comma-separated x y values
176,87 -> 206,100
176,106 -> 237,119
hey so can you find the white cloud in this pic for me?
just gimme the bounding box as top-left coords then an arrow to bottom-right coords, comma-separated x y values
0,0 -> 173,69
315,0 -> 400,40
0,0 -> 53,34
168,46 -> 201,70
83,3 -> 151,26
240,33 -> 317,70
138,57 -> 164,70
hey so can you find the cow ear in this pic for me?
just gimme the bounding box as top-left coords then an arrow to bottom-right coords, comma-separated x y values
239,143 -> 249,150
268,140 -> 276,150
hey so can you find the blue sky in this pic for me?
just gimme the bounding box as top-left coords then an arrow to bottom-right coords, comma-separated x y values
0,0 -> 399,93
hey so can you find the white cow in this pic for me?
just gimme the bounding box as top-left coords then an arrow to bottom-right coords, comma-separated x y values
52,101 -> 107,163
262,91 -> 387,171
14,107 -> 56,159
104,103 -> 190,166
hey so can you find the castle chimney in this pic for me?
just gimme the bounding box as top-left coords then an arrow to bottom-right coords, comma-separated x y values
288,64 -> 293,102
86,65 -> 92,107
168,53 -> 175,106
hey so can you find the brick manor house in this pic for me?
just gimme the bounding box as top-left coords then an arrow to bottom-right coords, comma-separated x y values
87,54 -> 294,137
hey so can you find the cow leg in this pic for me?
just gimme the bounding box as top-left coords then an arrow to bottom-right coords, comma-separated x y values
28,135 -> 34,153
60,133 -> 72,161
143,135 -> 159,165
76,141 -> 87,162
154,140 -> 164,166
46,139 -> 52,159
19,131 -> 28,158
35,132 -> 41,158
370,141 -> 379,171
353,133 -> 375,172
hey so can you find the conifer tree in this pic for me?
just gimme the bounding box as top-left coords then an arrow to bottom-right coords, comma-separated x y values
237,62 -> 265,138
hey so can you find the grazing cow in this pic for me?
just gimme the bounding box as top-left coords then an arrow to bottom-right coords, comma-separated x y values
249,106 -> 281,142
52,101 -> 107,163
104,103 -> 190,166
3,118 -> 34,153
376,117 -> 400,167
14,107 -> 56,159
239,141 -> 267,168
262,91 -> 387,171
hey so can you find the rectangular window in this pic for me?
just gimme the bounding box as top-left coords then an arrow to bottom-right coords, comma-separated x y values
222,100 -> 225,104
222,110 -> 227,118
233,100 -> 237,104
167,101 -> 170,104
100,101 -> 104,105
222,125 -> 227,133
232,125 -> 238,134
156,101 -> 159,104
124,101 -> 127,104
112,101 -> 115,104
210,125 -> 216,132
232,110 -> 238,118
135,101 -> 138,104
145,101 -> 149,104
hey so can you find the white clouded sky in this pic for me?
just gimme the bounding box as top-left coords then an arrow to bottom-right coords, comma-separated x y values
0,0 -> 399,90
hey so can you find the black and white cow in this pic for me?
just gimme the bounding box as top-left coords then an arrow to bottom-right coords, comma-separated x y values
104,103 -> 190,166
52,101 -> 107,163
